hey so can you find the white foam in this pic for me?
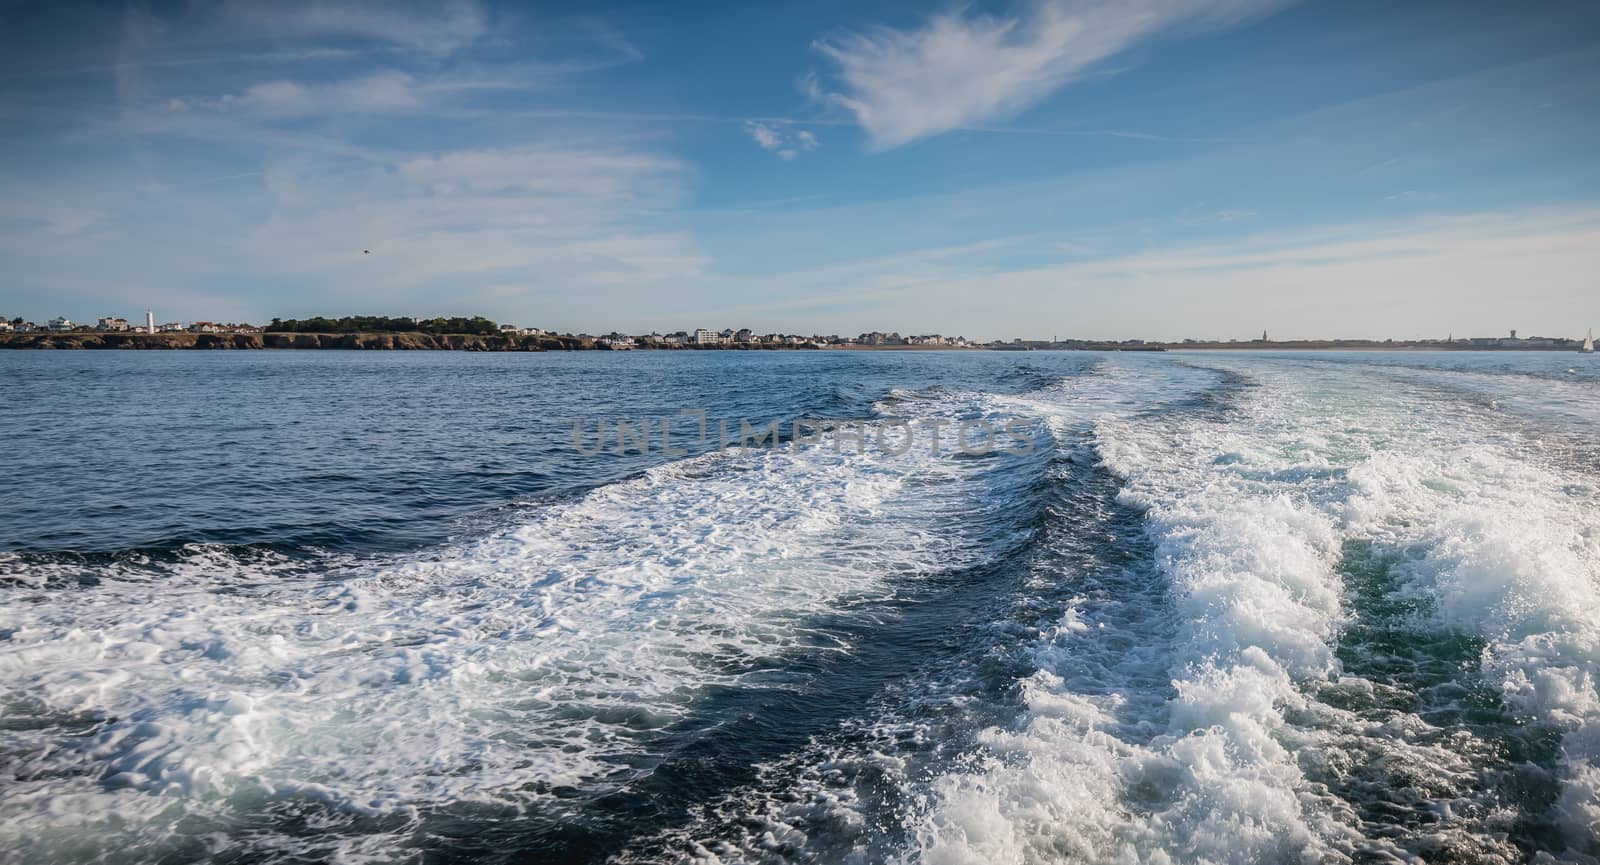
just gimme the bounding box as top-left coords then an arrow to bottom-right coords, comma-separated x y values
910,355 -> 1600,863
605,358 -> 1230,864
656,357 -> 1600,863
0,388 -> 1043,862
910,363 -> 1369,864
1347,433 -> 1600,857
9,356 -> 1599,863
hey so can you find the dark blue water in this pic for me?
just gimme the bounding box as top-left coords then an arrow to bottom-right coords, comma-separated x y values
1,350 -> 1597,865
0,351 -> 1083,554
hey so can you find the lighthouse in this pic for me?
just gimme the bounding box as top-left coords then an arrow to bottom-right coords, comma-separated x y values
146,308 -> 155,334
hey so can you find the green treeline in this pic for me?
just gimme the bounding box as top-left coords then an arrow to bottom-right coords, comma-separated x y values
267,316 -> 501,335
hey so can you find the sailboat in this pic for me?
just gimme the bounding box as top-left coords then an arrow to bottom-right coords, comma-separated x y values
1584,329 -> 1595,353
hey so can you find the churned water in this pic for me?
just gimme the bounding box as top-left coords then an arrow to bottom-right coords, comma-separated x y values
1,350 -> 1597,864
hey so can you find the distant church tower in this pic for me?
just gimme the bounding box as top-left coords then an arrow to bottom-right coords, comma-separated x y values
1262,329 -> 1268,342
146,308 -> 155,334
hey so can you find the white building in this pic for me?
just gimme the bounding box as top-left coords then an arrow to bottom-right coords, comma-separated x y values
145,308 -> 155,334
47,316 -> 74,332
97,316 -> 130,332
692,328 -> 721,345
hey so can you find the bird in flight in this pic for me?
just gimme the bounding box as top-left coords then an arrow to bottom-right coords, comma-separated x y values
363,249 -> 371,254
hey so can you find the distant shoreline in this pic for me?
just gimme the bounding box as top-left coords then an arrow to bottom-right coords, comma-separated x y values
0,332 -> 1590,353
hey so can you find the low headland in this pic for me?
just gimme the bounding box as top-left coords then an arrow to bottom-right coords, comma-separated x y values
1,314 -> 1590,352
0,331 -> 582,351
7,332 -> 1592,352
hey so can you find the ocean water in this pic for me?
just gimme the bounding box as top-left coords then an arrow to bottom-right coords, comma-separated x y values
1,349 -> 1598,864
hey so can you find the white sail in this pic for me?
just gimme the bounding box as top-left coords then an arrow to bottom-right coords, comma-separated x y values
1585,329 -> 1595,352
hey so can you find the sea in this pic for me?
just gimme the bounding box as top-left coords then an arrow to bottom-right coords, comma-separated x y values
1,349 -> 1598,865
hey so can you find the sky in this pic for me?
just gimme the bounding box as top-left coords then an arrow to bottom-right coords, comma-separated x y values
1,0 -> 1598,341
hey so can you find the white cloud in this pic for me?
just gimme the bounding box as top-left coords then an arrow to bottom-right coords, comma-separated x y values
0,137 -> 704,327
743,120 -> 820,159
215,0 -> 488,57
192,70 -> 527,118
102,1 -> 506,128
745,121 -> 783,151
242,143 -> 702,301
108,1 -> 487,109
812,0 -> 1291,150
1177,207 -> 1257,225
718,208 -> 1600,339
0,0 -> 697,329
395,147 -> 686,205
219,72 -> 422,115
1385,190 -> 1438,202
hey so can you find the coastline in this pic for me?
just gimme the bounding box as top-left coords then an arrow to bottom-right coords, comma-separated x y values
0,331 -> 535,350
0,332 -> 966,351
0,331 -> 649,351
0,332 -> 1591,352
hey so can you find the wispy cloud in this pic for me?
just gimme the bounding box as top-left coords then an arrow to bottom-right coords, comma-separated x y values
1177,207 -> 1258,225
705,207 -> 1600,339
0,0 -> 701,326
745,120 -> 783,151
0,140 -> 703,322
744,120 -> 820,159
811,0 -> 1292,150
242,142 -> 704,314
2,49 -> 363,85
98,1 -> 490,108
394,147 -> 686,205
176,71 -> 526,117
214,0 -> 489,57
217,72 -> 425,115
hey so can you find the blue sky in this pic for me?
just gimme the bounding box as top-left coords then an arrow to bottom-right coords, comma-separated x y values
2,0 -> 1598,340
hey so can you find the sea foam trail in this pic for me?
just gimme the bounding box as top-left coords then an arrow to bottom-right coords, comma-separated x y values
1283,359 -> 1600,860
0,388 -> 1045,863
640,357 -> 1239,865
910,363 -> 1372,865
911,356 -> 1600,864
1345,412 -> 1600,858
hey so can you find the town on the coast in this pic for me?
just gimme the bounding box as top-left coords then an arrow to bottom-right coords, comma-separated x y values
0,311 -> 1594,353
0,311 -> 968,348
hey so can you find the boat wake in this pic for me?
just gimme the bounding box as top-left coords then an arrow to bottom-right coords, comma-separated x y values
2,353 -> 1597,864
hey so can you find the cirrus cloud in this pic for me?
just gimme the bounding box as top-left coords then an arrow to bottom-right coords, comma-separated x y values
744,120 -> 821,160
812,0 -> 1293,150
